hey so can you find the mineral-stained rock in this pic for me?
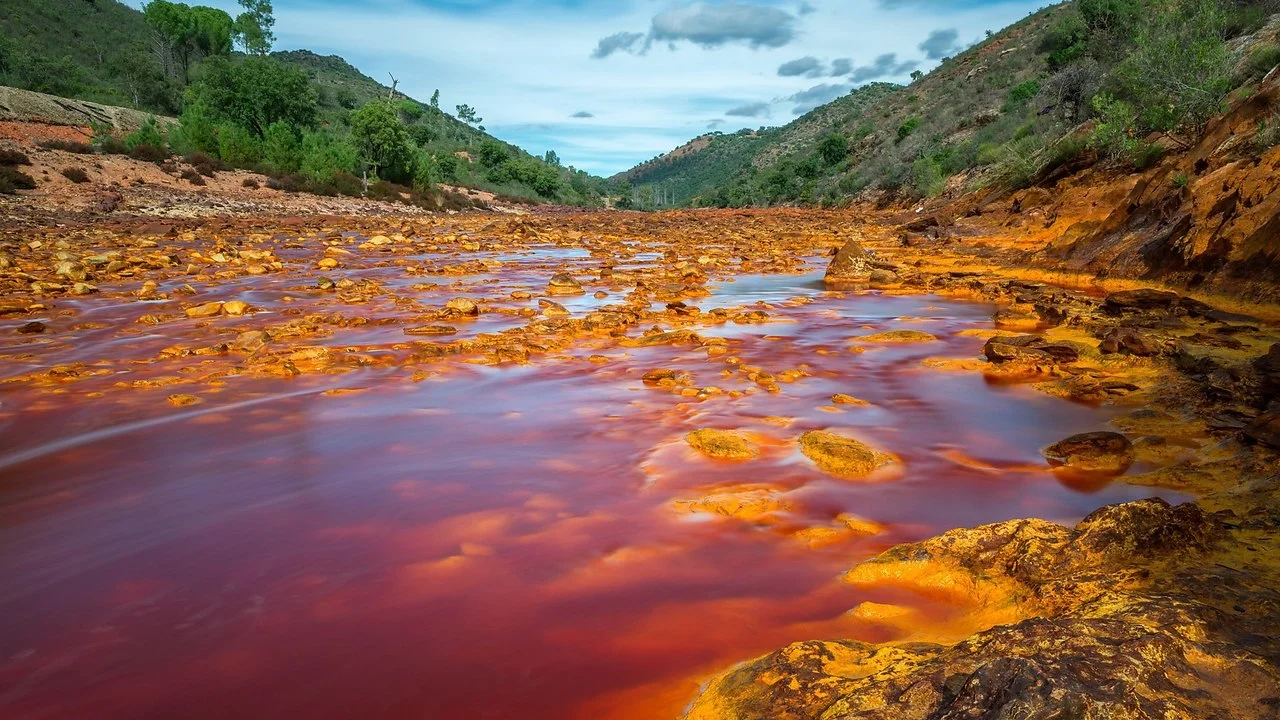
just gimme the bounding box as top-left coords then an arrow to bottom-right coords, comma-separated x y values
686,429 -> 760,460
856,330 -> 937,343
1043,431 -> 1133,474
1100,327 -> 1162,356
185,301 -> 223,318
798,430 -> 894,478
824,238 -> 871,285
1103,288 -> 1180,314
686,499 -> 1276,720
445,297 -> 479,316
547,273 -> 585,295
404,325 -> 457,336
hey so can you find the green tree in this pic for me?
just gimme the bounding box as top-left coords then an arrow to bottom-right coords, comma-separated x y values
262,121 -> 301,173
544,149 -> 560,166
300,130 -> 359,184
109,43 -> 167,109
217,122 -> 262,166
143,1 -> 234,84
233,0 -> 276,56
477,139 -> 508,167
455,103 -> 481,125
350,100 -> 412,179
187,57 -> 318,136
125,116 -> 167,151
430,89 -> 440,109
171,101 -> 219,155
817,134 -> 849,165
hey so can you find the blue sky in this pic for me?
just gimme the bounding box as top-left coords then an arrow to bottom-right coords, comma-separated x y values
129,0 -> 1052,175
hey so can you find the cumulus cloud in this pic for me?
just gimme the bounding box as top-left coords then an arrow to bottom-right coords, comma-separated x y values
849,53 -> 918,83
786,82 -> 849,114
918,28 -> 959,59
726,101 -> 771,117
649,2 -> 797,49
829,57 -> 853,76
571,111 -> 595,118
777,56 -> 825,78
590,31 -> 645,59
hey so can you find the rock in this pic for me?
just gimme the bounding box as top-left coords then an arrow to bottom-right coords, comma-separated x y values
1242,412 -> 1280,449
166,394 -> 201,407
70,282 -> 98,295
185,301 -> 224,319
868,268 -> 900,286
673,487 -> 787,521
316,257 -> 339,270
798,430 -> 894,478
17,321 -> 45,334
404,325 -> 457,336
538,299 -> 570,317
856,330 -> 937,343
1100,328 -> 1162,356
824,238 -> 871,285
316,277 -> 335,290
642,368 -> 682,384
1103,289 -> 1180,314
231,330 -> 270,351
222,300 -> 249,316
983,336 -> 1079,365
55,261 -> 89,282
1252,344 -> 1280,404
686,429 -> 760,460
445,297 -> 479,316
547,273 -> 585,295
1043,431 -> 1133,474
831,393 -> 869,406
621,329 -> 703,347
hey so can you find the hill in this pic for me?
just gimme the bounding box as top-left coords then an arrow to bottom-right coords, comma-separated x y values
0,0 -> 606,205
623,1 -> 1280,209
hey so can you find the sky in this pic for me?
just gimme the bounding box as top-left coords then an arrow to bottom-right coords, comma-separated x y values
128,0 -> 1053,175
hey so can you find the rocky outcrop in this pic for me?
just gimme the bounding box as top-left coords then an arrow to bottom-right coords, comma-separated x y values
685,498 -> 1280,720
0,85 -> 175,133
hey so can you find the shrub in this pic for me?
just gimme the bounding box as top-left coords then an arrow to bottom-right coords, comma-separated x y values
61,167 -> 90,183
1040,10 -> 1089,70
262,121 -> 302,174
129,144 -> 169,163
171,103 -> 220,156
911,156 -> 946,198
242,177 -> 260,189
39,140 -> 95,154
217,123 -> 263,167
300,131 -> 359,185
1089,93 -> 1140,161
817,133 -> 850,165
1004,80 -> 1042,111
265,174 -> 302,192
0,166 -> 37,193
1171,172 -> 1190,187
1245,43 -> 1280,80
1254,110 -> 1280,153
125,117 -> 166,152
180,168 -> 207,185
896,117 -> 920,142
0,149 -> 30,166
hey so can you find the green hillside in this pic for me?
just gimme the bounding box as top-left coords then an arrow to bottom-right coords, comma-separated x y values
624,0 -> 1280,209
0,0 -> 606,205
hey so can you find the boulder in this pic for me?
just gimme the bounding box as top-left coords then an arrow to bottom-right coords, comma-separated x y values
798,430 -> 894,479
1043,431 -> 1133,474
547,273 -> 585,296
824,238 -> 871,285
686,429 -> 760,460
1103,289 -> 1180,314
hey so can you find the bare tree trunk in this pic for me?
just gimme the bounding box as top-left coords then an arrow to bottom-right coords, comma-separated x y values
388,73 -> 399,100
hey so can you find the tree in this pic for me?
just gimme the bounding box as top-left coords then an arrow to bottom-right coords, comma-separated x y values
143,1 -> 234,84
350,100 -> 412,180
910,70 -> 923,82
430,89 -> 440,109
477,139 -> 508,167
544,149 -> 560,166
817,133 -> 849,165
263,121 -> 302,173
455,103 -> 481,125
187,56 -> 318,137
233,0 -> 276,56
110,43 -> 167,109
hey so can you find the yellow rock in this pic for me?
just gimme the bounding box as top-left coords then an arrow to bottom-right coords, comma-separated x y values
856,330 -> 938,343
798,430 -> 895,478
832,393 -> 870,406
185,301 -> 223,318
222,300 -> 249,316
686,428 -> 760,460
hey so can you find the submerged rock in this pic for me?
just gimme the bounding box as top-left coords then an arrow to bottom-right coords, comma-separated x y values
686,429 -> 760,461
856,329 -> 937,343
798,430 -> 894,478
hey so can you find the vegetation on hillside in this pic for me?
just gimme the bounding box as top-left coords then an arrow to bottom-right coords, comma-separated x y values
0,0 -> 607,206
624,0 -> 1280,209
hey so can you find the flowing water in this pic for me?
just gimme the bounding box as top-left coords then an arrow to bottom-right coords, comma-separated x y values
0,237 -> 1186,719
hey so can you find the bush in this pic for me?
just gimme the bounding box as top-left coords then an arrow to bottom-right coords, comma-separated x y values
817,133 -> 849,165
1254,110 -> 1280,153
125,117 -> 166,152
242,177 -> 260,189
61,167 -> 90,184
0,149 -> 30,166
1004,80 -> 1042,111
39,140 -> 95,154
265,174 -> 302,192
217,123 -> 263,167
180,168 -> 207,185
129,144 -> 169,163
262,121 -> 302,174
0,166 -> 37,193
300,131 -> 359,185
911,156 -> 946,198
896,117 -> 921,142
1245,43 -> 1280,80
1040,10 -> 1089,70
171,103 -> 220,157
